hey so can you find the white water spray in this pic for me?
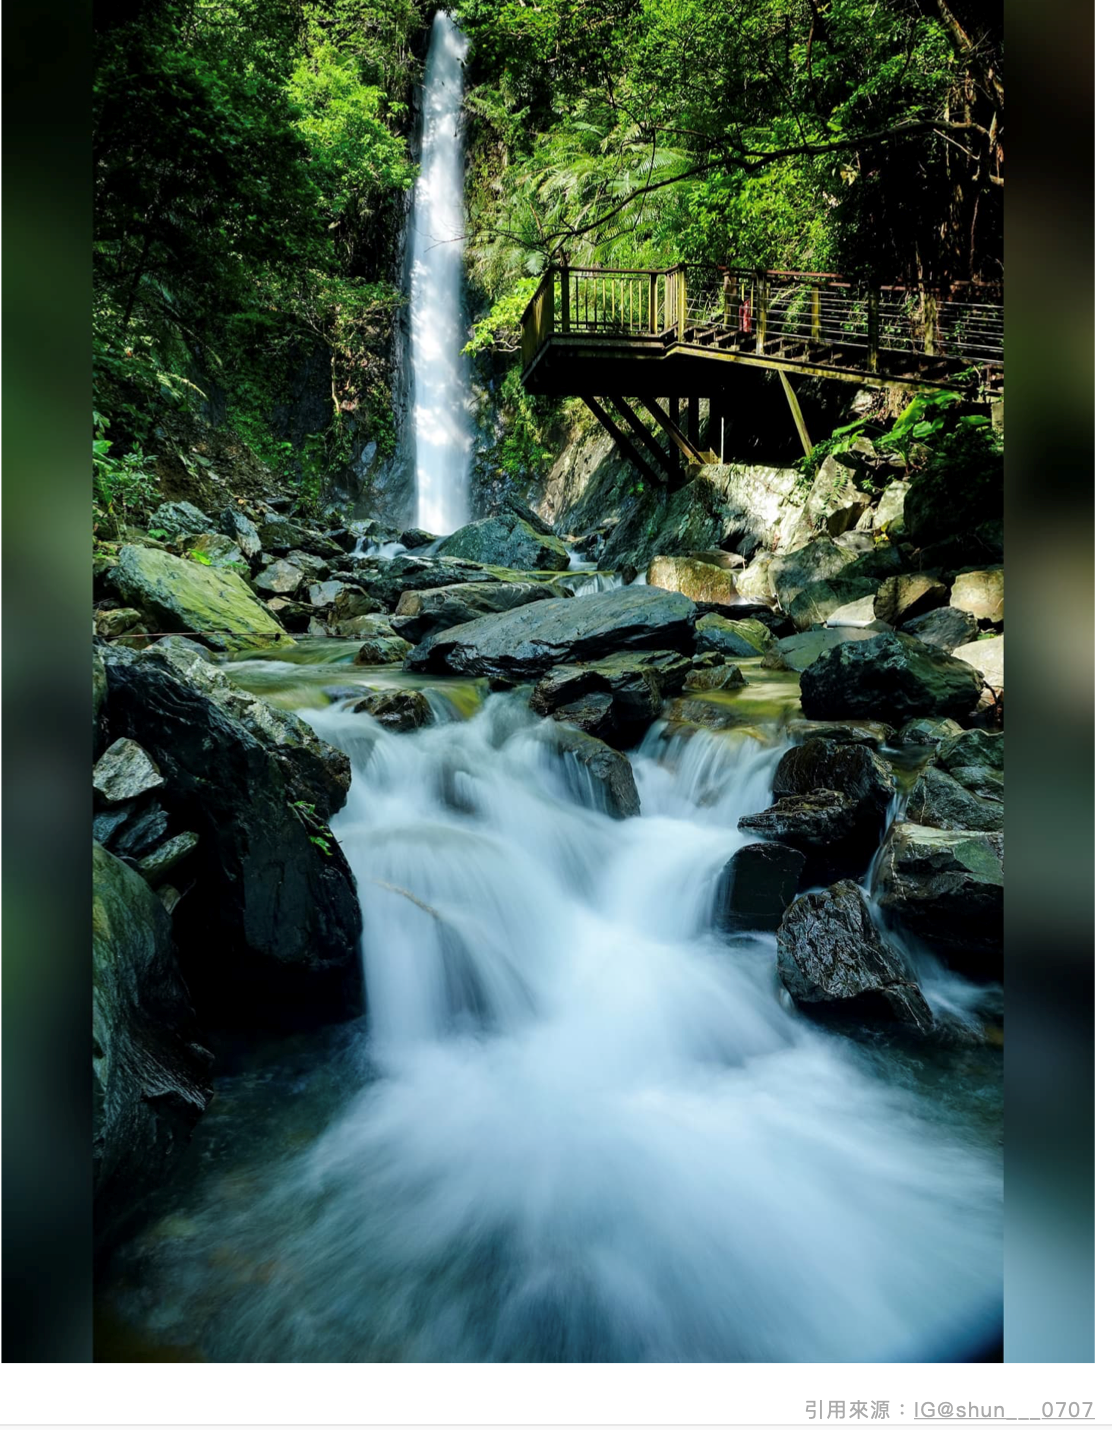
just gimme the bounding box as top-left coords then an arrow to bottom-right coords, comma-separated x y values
408,11 -> 473,535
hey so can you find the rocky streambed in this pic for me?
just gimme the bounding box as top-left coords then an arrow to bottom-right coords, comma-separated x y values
93,474 -> 1004,1361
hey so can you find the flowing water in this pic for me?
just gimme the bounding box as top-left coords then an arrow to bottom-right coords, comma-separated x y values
407,10 -> 472,534
99,656 -> 1003,1363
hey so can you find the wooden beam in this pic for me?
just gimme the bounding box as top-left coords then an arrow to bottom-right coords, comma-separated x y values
643,396 -> 710,466
778,370 -> 813,457
580,396 -> 665,488
610,396 -> 679,481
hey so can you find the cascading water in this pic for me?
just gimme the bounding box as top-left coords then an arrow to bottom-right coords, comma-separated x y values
105,692 -> 1003,1362
407,11 -> 473,535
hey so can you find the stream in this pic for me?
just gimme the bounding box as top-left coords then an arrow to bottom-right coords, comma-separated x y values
98,646 -> 1003,1363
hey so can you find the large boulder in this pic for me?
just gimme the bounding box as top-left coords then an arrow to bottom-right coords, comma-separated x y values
899,605 -> 978,653
392,580 -> 560,644
93,842 -> 212,1251
541,723 -> 641,818
906,728 -> 1004,832
799,455 -> 870,538
761,627 -> 883,672
360,554 -> 507,609
528,650 -> 690,747
407,586 -> 697,681
902,448 -> 1003,548
256,516 -> 343,560
768,536 -> 856,611
101,645 -> 362,1027
873,572 -> 948,626
874,822 -> 1003,976
799,632 -> 983,722
772,737 -> 896,823
351,689 -> 434,731
439,509 -> 569,571
718,841 -> 806,931
737,789 -> 864,876
93,737 -> 165,804
150,501 -> 210,539
950,567 -> 1004,625
111,544 -> 292,654
648,555 -> 736,605
873,479 -> 909,537
953,634 -> 1004,692
216,505 -> 262,559
786,576 -> 879,631
776,879 -> 933,1033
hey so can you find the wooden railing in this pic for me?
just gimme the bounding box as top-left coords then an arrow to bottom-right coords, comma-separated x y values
521,263 -> 1003,379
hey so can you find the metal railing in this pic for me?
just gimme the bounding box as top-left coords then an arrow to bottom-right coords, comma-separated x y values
521,263 -> 1003,379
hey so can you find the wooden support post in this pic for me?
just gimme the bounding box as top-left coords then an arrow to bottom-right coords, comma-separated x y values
560,263 -> 570,333
581,397 -> 664,489
778,370 -> 813,458
811,285 -> 821,343
643,396 -> 707,467
921,291 -> 938,358
677,265 -> 687,338
867,283 -> 880,373
709,394 -> 726,463
688,396 -> 700,446
668,394 -> 681,470
649,271 -> 658,334
755,271 -> 768,356
610,396 -> 679,482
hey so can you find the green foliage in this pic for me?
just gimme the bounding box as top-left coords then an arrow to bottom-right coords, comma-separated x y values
92,412 -> 160,541
93,0 -> 424,516
289,799 -> 335,856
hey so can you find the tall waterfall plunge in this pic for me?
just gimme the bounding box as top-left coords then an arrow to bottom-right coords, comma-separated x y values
407,11 -> 473,535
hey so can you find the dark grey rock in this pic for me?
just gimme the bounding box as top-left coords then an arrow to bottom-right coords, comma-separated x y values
899,605 -> 978,653
799,632 -> 983,722
694,613 -> 770,658
407,586 -> 697,681
440,509 -> 569,571
719,841 -> 806,931
529,650 -> 691,747
392,580 -> 560,644
94,842 -> 212,1251
137,830 -> 200,883
761,627 -> 883,672
542,723 -> 641,818
894,716 -> 964,748
151,501 -> 210,539
101,646 -> 361,1028
351,689 -> 434,732
777,879 -> 933,1032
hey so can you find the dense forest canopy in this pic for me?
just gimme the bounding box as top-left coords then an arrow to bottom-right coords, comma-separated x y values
92,0 -> 1002,519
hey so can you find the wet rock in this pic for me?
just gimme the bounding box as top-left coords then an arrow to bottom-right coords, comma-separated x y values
685,663 -> 747,692
950,567 -> 1004,625
257,516 -> 343,560
286,549 -> 332,583
351,688 -> 434,731
785,719 -> 894,749
408,586 -> 697,681
772,737 -> 896,827
529,650 -> 690,747
96,607 -> 145,640
799,632 -> 983,722
93,842 -> 212,1251
439,509 -> 569,571
937,729 -> 1005,775
906,765 -> 1003,832
94,737 -> 165,805
264,597 -> 314,633
542,723 -> 641,818
874,823 -> 1003,976
873,572 -> 948,625
719,841 -> 806,931
392,580 -> 560,644
151,500 -> 210,539
102,645 -> 362,1027
894,716 -> 964,748
216,506 -> 262,559
666,696 -> 739,730
152,634 -> 214,661
352,631 -> 413,665
648,554 -> 736,605
111,544 -> 292,653
777,880 -> 933,1033
137,830 -> 200,883
761,627 -> 883,672
899,605 -> 978,653
695,613 -> 771,658
737,790 -> 864,872
399,527 -> 437,549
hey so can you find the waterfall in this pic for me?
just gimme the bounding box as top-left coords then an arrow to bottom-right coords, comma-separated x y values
407,10 -> 473,535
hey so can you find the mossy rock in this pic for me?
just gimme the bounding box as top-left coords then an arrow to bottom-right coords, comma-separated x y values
112,544 -> 293,653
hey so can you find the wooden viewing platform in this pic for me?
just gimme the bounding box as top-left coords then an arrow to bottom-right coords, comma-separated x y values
520,264 -> 1003,488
